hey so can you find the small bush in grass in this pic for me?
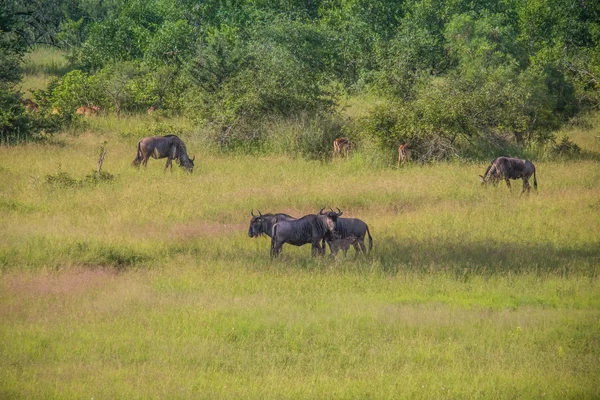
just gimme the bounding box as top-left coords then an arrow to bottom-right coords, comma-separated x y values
45,171 -> 82,188
45,170 -> 114,188
552,136 -> 581,156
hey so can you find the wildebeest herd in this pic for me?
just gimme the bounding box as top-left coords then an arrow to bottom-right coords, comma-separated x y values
247,209 -> 373,258
132,135 -> 538,258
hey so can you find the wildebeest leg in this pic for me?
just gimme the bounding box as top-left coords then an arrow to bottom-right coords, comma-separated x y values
271,241 -> 283,258
521,178 -> 531,195
359,239 -> 367,254
142,156 -> 149,168
348,242 -> 359,257
312,241 -> 323,256
326,240 -> 334,256
505,179 -> 511,189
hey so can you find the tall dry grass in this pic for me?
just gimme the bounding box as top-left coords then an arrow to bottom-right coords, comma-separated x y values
0,114 -> 599,398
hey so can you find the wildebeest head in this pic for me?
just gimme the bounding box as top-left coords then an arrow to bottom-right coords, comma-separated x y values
319,207 -> 343,231
248,209 -> 265,237
180,155 -> 195,173
479,164 -> 500,186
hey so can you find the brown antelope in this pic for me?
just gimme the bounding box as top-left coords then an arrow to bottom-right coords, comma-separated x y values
398,144 -> 412,166
333,137 -> 351,158
22,99 -> 39,113
76,105 -> 101,116
147,105 -> 159,115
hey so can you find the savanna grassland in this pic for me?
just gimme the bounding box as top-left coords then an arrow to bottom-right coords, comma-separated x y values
1,118 -> 600,398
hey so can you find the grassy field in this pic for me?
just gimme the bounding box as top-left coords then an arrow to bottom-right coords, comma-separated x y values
17,46 -> 70,96
1,116 -> 599,398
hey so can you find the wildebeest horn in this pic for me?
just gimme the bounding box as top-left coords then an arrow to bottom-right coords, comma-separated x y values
336,207 -> 343,216
258,210 -> 262,216
192,156 -> 195,161
251,210 -> 256,217
319,208 -> 325,215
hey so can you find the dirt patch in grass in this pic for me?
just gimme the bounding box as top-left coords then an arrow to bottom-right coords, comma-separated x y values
170,222 -> 247,239
2,267 -> 118,298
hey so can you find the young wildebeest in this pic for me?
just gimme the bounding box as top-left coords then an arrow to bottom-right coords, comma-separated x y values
329,235 -> 360,257
131,135 -> 195,172
270,209 -> 342,257
480,156 -> 537,194
248,210 -> 295,239
323,210 -> 373,256
333,137 -> 351,158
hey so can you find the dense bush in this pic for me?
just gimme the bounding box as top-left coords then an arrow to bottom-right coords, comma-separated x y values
3,0 -> 600,157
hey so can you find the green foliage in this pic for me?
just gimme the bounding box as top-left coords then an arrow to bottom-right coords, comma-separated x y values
0,87 -> 32,144
145,19 -> 194,67
48,70 -> 100,114
7,0 -> 600,157
45,169 -> 114,188
76,17 -> 151,69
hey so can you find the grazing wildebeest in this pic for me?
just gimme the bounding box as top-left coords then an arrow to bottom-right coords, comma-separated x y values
479,156 -> 538,194
270,209 -> 342,257
333,137 -> 351,158
76,105 -> 101,116
131,135 -> 195,172
248,210 -> 295,239
324,210 -> 373,256
398,144 -> 411,166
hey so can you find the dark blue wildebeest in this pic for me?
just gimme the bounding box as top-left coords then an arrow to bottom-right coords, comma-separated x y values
248,210 -> 295,239
270,209 -> 342,257
131,135 -> 195,172
479,156 -> 537,194
323,209 -> 373,256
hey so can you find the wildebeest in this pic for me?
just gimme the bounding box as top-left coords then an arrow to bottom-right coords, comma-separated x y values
248,210 -> 295,239
131,135 -> 195,172
398,144 -> 411,166
333,137 -> 351,158
76,105 -> 101,116
270,209 -> 342,257
329,235 -> 359,257
324,211 -> 373,256
479,156 -> 538,194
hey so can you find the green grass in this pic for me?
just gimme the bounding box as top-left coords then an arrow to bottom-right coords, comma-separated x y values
0,119 -> 599,398
18,46 -> 70,95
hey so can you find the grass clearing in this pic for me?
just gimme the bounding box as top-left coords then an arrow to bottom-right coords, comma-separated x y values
1,119 -> 599,398
18,46 -> 70,95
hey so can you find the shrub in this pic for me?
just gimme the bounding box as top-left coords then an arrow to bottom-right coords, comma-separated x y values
0,87 -> 31,144
551,136 -> 582,156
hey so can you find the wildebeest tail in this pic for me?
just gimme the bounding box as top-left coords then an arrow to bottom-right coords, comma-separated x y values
533,165 -> 538,190
131,140 -> 142,166
366,225 -> 373,254
270,223 -> 278,257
